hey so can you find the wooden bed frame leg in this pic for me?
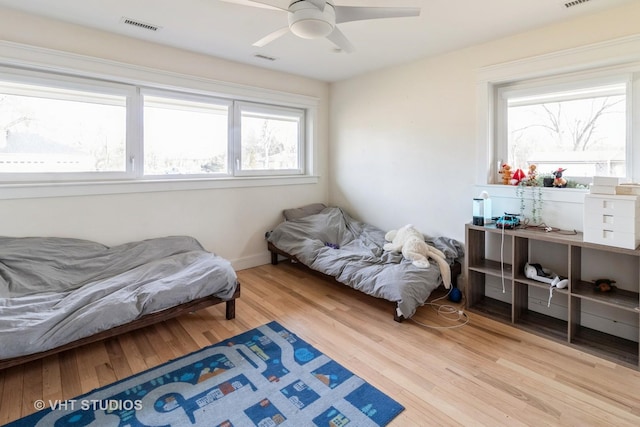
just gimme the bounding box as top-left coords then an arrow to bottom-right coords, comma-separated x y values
394,307 -> 405,323
225,299 -> 236,320
270,250 -> 279,265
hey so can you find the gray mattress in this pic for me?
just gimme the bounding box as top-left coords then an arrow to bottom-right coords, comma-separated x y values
0,236 -> 238,360
267,207 -> 463,318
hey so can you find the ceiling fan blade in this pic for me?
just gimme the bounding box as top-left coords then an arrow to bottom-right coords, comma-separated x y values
326,27 -> 354,54
217,0 -> 289,11
335,6 -> 420,24
253,26 -> 290,47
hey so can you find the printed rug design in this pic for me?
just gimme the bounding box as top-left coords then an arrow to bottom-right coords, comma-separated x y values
7,321 -> 403,426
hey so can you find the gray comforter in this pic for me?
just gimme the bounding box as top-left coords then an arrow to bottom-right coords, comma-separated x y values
267,207 -> 463,318
0,236 -> 237,360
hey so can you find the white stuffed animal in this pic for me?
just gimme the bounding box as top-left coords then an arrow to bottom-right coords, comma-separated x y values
383,224 -> 452,288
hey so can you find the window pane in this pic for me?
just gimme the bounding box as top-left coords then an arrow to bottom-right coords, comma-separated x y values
0,82 -> 126,173
507,84 -> 626,178
240,110 -> 301,171
143,95 -> 229,175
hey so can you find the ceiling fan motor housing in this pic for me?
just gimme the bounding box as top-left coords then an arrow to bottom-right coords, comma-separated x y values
288,1 -> 336,39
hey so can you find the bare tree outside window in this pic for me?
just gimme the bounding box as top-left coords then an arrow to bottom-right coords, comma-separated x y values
240,114 -> 299,171
506,84 -> 626,178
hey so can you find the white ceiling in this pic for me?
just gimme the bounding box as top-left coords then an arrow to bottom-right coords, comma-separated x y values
0,0 -> 634,82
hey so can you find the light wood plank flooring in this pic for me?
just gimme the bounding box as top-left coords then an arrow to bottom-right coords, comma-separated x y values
1,262 -> 639,425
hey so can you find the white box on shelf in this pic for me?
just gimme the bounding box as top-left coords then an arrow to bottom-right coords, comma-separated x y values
592,176 -> 621,186
616,184 -> 640,196
590,184 -> 617,195
583,194 -> 640,250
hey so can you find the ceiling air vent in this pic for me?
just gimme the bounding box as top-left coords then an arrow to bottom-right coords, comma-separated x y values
254,54 -> 277,61
121,17 -> 161,32
564,0 -> 591,8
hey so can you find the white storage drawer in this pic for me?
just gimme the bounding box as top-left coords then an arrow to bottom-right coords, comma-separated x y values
584,212 -> 639,233
583,228 -> 639,249
584,194 -> 639,217
584,194 -> 640,249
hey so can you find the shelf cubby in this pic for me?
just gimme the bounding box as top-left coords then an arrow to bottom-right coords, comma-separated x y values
517,310 -> 569,343
468,259 -> 512,279
572,325 -> 639,367
572,280 -> 639,312
466,295 -> 512,324
465,223 -> 640,370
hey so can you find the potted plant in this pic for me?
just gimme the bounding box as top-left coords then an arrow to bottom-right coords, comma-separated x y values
516,181 -> 543,224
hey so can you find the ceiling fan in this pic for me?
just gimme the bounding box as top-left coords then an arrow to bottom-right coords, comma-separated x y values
220,0 -> 421,53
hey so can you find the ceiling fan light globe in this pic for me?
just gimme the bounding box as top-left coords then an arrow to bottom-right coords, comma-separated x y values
290,19 -> 334,39
288,1 -> 336,39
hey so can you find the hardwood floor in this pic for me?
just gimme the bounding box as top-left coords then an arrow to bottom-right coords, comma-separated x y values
1,261 -> 639,425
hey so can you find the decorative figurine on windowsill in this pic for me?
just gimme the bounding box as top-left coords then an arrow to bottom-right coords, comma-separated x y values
511,168 -> 526,185
500,164 -> 512,185
526,164 -> 538,185
593,278 -> 616,292
552,168 -> 567,188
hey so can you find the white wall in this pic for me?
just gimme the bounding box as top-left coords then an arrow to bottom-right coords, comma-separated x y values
0,7 -> 330,269
2,3 -> 640,269
329,2 -> 640,243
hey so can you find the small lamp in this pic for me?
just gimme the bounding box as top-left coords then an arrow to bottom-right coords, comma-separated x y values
473,191 -> 492,225
472,198 -> 485,226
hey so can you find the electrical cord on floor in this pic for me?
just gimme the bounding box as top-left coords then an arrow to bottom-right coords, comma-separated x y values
410,288 -> 470,330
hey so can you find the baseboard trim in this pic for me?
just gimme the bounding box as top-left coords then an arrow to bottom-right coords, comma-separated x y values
232,253 -> 271,271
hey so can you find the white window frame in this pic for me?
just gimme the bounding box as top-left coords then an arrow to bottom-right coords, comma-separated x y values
139,87 -> 234,179
0,41 -> 319,200
233,101 -> 305,177
476,35 -> 640,188
0,66 -> 137,182
494,71 -> 633,184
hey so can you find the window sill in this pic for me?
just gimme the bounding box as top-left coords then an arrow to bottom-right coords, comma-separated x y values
475,184 -> 588,204
0,175 -> 320,200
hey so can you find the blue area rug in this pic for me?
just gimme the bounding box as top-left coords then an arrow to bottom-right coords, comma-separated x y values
6,321 -> 403,426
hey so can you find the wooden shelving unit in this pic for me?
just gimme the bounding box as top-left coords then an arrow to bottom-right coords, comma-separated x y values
465,223 -> 640,370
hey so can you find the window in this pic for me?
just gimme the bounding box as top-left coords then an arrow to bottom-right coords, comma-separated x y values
496,76 -> 631,182
0,66 -> 311,185
143,92 -> 231,176
477,36 -> 640,189
0,76 -> 130,179
235,102 -> 304,176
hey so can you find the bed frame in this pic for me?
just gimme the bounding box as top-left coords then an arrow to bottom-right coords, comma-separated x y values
0,284 -> 240,371
267,242 -> 461,322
